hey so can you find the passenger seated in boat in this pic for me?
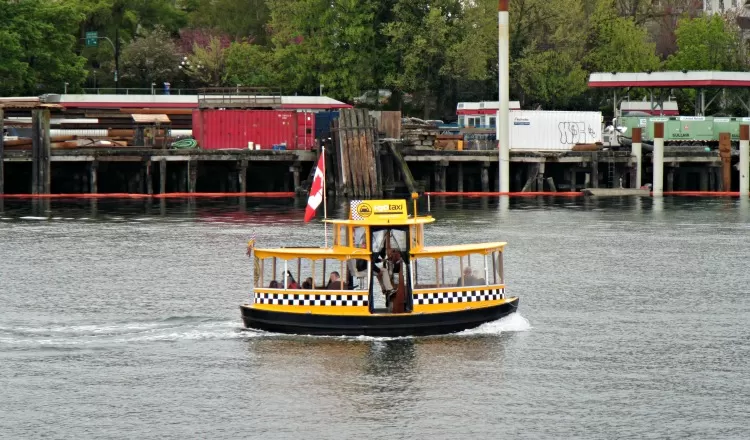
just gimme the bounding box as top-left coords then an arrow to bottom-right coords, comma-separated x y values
269,280 -> 279,288
326,271 -> 343,290
286,271 -> 300,289
302,277 -> 313,289
456,267 -> 479,287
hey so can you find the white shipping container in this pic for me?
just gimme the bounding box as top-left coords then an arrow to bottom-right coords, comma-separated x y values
506,110 -> 602,151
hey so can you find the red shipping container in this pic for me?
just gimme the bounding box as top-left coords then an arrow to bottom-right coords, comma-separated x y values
192,110 -> 315,150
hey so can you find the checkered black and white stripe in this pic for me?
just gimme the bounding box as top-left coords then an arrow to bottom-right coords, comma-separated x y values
350,200 -> 364,220
413,288 -> 505,305
254,292 -> 369,307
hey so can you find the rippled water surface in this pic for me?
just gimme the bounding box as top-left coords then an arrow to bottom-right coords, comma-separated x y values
1,196 -> 749,439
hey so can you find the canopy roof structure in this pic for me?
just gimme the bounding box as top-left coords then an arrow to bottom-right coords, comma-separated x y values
589,71 -> 750,88
588,71 -> 750,117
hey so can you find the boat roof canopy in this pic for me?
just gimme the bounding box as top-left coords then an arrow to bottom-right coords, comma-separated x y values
325,216 -> 436,227
254,246 -> 371,260
411,242 -> 507,258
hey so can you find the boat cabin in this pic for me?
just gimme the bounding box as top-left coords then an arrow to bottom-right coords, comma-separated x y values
250,199 -> 507,315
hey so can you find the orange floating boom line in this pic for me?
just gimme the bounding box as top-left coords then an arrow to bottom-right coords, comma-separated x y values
424,191 -> 582,197
0,192 -> 297,199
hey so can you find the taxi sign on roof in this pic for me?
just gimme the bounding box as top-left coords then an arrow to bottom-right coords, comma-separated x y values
350,200 -> 407,221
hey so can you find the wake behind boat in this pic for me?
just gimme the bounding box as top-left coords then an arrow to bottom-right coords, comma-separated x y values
240,195 -> 519,336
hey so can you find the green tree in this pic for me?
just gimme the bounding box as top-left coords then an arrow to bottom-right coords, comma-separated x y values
268,0 -> 380,100
224,42 -> 276,87
584,0 -> 661,72
185,36 -> 228,87
667,14 -> 743,70
188,0 -> 270,44
516,50 -> 589,108
120,27 -> 181,87
383,0 -> 463,117
0,0 -> 87,95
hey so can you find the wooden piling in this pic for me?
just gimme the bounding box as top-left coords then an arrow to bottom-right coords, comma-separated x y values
291,164 -> 301,191
188,160 -> 198,193
546,177 -> 557,192
0,107 -> 4,195
457,163 -> 464,192
90,160 -> 98,194
719,132 -> 731,191
146,159 -> 153,195
481,161 -> 490,192
666,166 -> 675,192
590,152 -> 599,189
160,159 -> 167,194
239,159 -> 248,193
536,161 -> 545,191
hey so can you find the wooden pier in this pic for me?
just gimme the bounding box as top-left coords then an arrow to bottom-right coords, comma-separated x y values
0,145 -> 739,196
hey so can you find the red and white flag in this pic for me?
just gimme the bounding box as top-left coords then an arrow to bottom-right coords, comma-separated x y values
304,152 -> 325,222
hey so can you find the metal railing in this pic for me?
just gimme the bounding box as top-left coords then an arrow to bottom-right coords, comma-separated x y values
80,88 -> 200,95
197,87 -> 283,109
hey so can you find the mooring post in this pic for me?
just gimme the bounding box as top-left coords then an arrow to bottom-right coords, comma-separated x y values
719,132 -> 731,192
290,163 -> 301,192
536,160 -> 545,191
0,107 -> 4,195
590,152 -> 599,189
90,160 -> 98,194
145,159 -> 153,195
160,158 -> 167,194
653,122 -> 665,196
457,163 -> 464,193
41,109 -> 51,194
631,127 -> 643,188
481,161 -> 490,192
666,165 -> 675,192
740,125 -> 749,197
31,110 -> 41,194
188,160 -> 197,193
570,168 -> 578,191
239,159 -> 248,193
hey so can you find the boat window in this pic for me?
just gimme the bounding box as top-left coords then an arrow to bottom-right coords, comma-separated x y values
413,258 -> 438,289
346,258 -> 370,291
334,225 -> 347,246
260,257 -> 280,288
311,258 -> 350,290
409,225 -> 423,249
353,226 -> 367,248
440,255 -> 461,287
456,253 -> 491,287
493,251 -> 504,284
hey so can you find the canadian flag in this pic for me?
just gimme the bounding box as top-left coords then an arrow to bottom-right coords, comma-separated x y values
304,151 -> 325,222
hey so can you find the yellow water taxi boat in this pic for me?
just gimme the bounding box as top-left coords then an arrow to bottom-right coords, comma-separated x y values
240,195 -> 519,336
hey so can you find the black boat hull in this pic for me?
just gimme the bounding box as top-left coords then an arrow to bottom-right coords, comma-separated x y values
240,298 -> 519,337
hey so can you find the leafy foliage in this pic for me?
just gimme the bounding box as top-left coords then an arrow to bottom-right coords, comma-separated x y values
667,14 -> 743,71
120,27 -> 181,87
0,0 -> 88,95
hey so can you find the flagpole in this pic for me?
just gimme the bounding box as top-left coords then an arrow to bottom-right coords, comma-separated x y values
322,144 -> 328,248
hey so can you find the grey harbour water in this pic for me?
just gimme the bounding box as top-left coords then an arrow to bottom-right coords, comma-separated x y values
1,196 -> 749,440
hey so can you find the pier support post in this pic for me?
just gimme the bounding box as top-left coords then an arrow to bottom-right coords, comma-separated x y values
570,168 -> 578,191
481,161 -> 490,192
90,160 -> 98,194
631,127 -> 643,188
239,159 -> 248,193
590,152 -> 599,189
719,132 -> 731,192
159,159 -> 167,194
290,163 -> 301,192
536,161 -> 545,191
145,159 -> 153,195
700,168 -> 709,191
0,108 -> 4,195
653,122 -> 664,196
188,160 -> 197,193
457,163 -> 464,192
666,165 -> 675,192
740,125 -> 749,197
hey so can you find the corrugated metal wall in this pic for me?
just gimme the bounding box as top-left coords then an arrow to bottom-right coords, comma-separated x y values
192,110 -> 315,150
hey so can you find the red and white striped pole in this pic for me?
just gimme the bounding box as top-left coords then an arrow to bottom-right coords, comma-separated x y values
498,0 -> 510,192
